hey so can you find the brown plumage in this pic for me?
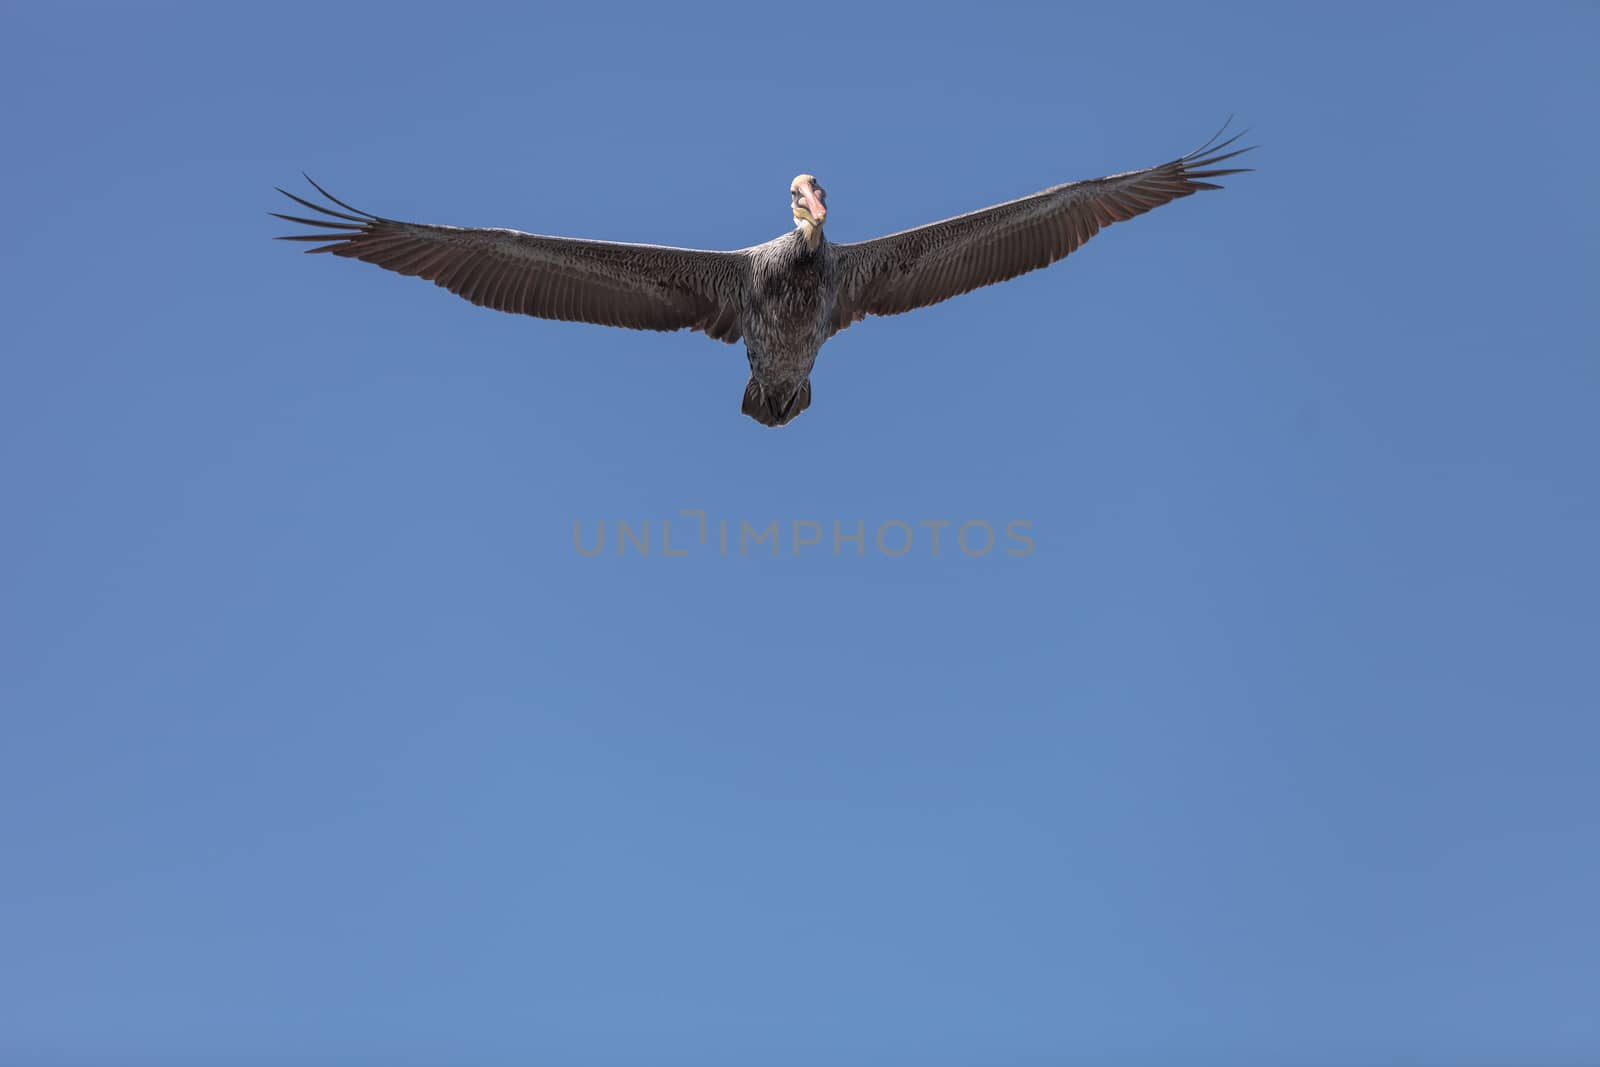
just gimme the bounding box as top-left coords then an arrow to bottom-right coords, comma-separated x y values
274,124 -> 1252,426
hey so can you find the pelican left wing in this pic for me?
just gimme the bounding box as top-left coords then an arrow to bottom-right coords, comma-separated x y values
830,128 -> 1252,334
274,177 -> 747,343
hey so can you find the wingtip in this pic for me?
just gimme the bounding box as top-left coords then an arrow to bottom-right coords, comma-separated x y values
1186,118 -> 1258,162
300,173 -> 378,219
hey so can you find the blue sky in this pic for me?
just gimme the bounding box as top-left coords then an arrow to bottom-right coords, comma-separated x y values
2,2 -> 1597,1064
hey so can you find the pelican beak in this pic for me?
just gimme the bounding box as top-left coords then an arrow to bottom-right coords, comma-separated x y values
801,187 -> 826,223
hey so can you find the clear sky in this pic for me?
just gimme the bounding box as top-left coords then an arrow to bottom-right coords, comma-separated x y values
2,3 -> 1597,1065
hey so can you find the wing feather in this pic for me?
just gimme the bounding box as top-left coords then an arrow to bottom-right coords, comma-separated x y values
831,125 -> 1253,333
273,179 -> 748,343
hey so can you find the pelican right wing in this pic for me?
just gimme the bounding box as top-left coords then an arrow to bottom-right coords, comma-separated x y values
829,127 -> 1252,335
274,178 -> 748,343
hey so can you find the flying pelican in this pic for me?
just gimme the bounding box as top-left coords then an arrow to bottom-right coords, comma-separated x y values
274,126 -> 1251,426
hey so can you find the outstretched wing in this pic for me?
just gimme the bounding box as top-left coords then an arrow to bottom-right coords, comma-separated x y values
273,178 -> 748,343
830,125 -> 1253,334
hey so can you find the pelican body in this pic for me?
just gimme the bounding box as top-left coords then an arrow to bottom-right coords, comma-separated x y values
274,129 -> 1251,427
741,178 -> 838,423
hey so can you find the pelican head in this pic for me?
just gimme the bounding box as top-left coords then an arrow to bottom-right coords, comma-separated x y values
791,174 -> 827,247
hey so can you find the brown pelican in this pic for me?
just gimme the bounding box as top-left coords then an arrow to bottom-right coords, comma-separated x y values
275,126 -> 1251,427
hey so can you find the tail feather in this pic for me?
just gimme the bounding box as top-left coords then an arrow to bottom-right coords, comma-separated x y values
741,378 -> 812,427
